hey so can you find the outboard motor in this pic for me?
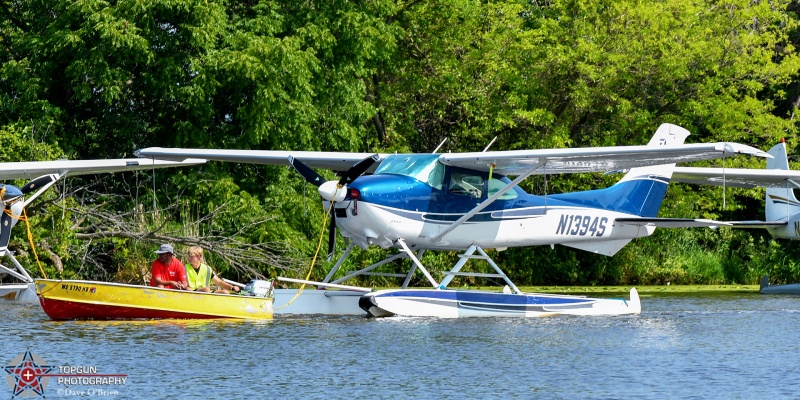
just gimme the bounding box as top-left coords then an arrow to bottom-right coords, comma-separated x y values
241,279 -> 274,298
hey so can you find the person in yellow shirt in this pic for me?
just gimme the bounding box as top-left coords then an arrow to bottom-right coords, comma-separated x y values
185,246 -> 240,294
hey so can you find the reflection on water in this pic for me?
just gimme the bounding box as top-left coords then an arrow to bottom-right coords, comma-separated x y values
2,293 -> 800,399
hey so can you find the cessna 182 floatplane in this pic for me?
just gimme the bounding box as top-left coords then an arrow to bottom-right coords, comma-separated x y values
673,140 -> 800,294
137,123 -> 769,317
0,157 -> 206,304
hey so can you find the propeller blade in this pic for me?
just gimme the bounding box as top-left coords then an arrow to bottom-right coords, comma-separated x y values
20,174 -> 59,194
327,212 -> 337,262
288,156 -> 326,187
338,154 -> 379,186
0,211 -> 12,256
21,174 -> 61,207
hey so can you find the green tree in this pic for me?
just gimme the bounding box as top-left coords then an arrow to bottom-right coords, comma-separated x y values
3,0 -> 800,284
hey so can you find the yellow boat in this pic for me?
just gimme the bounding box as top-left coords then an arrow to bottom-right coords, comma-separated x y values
35,279 -> 273,320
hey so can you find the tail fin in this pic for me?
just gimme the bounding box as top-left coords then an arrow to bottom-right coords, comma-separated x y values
553,123 -> 689,217
760,275 -> 770,291
765,142 -> 800,222
613,124 -> 689,216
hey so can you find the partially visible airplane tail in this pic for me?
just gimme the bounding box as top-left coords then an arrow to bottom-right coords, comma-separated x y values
611,124 -> 690,217
765,142 -> 800,226
554,123 -> 689,218
760,275 -> 770,291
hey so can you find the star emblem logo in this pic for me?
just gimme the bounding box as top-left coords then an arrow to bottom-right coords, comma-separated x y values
4,350 -> 52,398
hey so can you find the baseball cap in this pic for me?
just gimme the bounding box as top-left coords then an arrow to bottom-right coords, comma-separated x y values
155,244 -> 175,255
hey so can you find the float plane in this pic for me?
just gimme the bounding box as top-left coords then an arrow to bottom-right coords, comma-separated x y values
137,123 -> 768,317
0,157 -> 206,304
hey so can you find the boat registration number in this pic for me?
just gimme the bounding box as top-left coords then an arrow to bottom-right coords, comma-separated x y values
62,284 -> 94,293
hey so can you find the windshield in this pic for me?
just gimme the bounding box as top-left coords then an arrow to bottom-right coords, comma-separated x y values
375,154 -> 444,189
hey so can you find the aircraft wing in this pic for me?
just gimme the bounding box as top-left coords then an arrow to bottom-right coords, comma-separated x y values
615,218 -> 733,228
134,148 -> 384,172
135,142 -> 768,177
440,143 -> 770,176
0,158 -> 207,180
672,167 -> 800,189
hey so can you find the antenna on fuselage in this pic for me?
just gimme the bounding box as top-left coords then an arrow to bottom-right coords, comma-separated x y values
432,138 -> 448,154
482,136 -> 498,152
483,136 -> 498,180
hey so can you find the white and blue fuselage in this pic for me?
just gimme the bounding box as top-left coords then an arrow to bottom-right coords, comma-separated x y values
331,153 -> 665,253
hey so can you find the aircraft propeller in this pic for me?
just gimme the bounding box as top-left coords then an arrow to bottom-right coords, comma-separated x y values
289,157 -> 326,188
289,155 -> 378,260
0,174 -> 60,256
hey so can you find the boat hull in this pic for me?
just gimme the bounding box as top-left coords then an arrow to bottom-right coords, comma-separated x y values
35,279 -> 273,320
359,288 -> 641,318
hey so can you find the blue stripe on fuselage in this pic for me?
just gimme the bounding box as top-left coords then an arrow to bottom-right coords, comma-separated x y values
350,173 -> 668,219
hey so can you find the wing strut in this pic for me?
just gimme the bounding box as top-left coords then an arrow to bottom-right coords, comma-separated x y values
0,252 -> 33,283
321,242 -> 356,283
438,244 -> 522,294
396,239 -> 439,288
428,159 -> 548,244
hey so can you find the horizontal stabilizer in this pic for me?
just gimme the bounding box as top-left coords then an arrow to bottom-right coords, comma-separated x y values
615,218 -> 732,228
725,221 -> 788,228
562,239 -> 632,256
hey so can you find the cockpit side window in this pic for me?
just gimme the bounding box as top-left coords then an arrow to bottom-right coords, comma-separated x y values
449,171 -> 484,199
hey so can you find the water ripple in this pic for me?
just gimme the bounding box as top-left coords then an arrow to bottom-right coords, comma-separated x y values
2,294 -> 800,399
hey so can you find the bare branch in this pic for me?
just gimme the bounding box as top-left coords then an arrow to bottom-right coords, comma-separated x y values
50,182 -> 305,281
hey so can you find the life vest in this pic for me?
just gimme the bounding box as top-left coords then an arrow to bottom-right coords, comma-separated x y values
186,263 -> 212,290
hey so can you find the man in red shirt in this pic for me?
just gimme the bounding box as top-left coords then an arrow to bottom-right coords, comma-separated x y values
149,244 -> 187,290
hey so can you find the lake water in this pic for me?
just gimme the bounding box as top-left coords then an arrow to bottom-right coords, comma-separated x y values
2,291 -> 799,399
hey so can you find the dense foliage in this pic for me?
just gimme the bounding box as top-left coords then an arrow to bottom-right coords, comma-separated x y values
3,0 -> 800,285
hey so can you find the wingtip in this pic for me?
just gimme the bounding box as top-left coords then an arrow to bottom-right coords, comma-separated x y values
715,142 -> 772,158
758,150 -> 774,159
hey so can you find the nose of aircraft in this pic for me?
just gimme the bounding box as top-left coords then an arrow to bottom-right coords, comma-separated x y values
318,181 -> 347,202
0,184 -> 23,202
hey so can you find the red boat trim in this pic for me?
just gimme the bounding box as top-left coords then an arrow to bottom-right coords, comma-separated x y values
39,297 -> 234,321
